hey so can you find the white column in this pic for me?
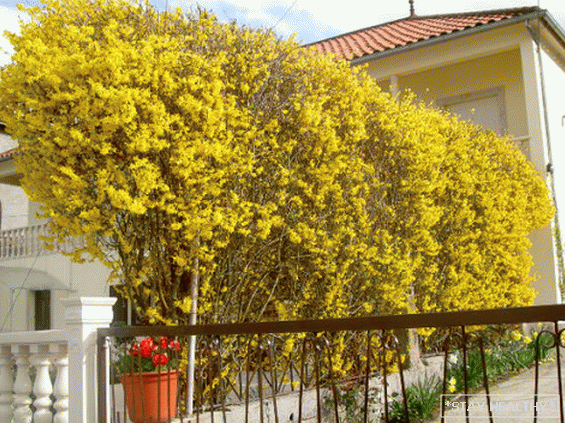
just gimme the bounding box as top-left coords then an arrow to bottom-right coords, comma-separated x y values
520,37 -> 560,305
30,344 -> 54,423
0,345 -> 13,422
12,344 -> 32,423
62,296 -> 116,423
53,343 -> 69,423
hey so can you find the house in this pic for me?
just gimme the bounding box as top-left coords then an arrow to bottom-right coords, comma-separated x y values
1,7 -> 564,333
0,125 -> 116,332
308,6 -> 565,306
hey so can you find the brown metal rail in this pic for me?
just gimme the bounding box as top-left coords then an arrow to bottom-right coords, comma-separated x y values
97,303 -> 565,423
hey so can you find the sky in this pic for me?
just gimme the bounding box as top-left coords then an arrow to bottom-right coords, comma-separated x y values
1,0 -> 565,65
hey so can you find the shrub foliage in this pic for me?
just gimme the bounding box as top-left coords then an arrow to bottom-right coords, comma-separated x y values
0,0 -> 553,327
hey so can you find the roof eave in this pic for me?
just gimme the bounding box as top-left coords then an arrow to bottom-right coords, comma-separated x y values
538,10 -> 565,51
349,9 -> 547,66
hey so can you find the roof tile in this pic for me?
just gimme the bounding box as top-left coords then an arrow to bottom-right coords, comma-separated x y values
307,7 -> 540,60
0,147 -> 18,161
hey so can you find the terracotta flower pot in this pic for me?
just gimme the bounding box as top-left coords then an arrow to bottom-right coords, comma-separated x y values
119,370 -> 179,423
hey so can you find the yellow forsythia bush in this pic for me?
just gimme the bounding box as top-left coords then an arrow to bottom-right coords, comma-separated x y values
0,0 -> 553,331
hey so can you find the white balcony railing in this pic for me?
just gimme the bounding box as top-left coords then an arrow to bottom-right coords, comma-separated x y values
0,223 -> 86,261
0,297 -> 116,423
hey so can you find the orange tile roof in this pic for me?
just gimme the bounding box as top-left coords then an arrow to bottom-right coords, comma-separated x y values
0,146 -> 18,162
307,7 -> 543,61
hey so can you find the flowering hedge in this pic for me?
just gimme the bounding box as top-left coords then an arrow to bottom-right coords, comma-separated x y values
0,0 -> 553,333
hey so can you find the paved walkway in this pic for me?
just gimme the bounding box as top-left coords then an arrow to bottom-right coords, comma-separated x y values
430,359 -> 565,422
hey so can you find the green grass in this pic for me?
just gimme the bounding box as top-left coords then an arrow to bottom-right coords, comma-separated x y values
388,376 -> 442,422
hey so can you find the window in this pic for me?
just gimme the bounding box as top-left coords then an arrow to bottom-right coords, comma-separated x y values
34,289 -> 51,331
110,285 -> 138,326
439,88 -> 507,136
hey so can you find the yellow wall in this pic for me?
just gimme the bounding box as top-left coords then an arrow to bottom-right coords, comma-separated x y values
396,49 -> 528,140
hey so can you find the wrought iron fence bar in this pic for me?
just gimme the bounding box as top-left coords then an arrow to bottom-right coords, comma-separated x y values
478,336 -> 494,423
553,322 -> 563,423
98,305 -> 565,423
462,325 -> 469,423
97,335 -> 108,423
97,304 -> 565,340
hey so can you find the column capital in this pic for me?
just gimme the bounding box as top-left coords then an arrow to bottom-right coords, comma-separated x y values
61,297 -> 117,326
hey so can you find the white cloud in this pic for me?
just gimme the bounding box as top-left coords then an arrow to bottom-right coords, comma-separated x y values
0,6 -> 29,67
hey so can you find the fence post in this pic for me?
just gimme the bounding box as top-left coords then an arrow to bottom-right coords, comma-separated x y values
62,296 -> 116,423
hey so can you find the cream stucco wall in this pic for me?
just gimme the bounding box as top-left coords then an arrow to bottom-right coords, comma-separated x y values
540,47 -> 565,302
27,200 -> 49,226
0,256 -> 112,332
0,132 -> 27,230
0,184 -> 28,230
540,47 -> 565,215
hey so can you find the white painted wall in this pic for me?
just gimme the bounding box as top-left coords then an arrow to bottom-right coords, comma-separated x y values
0,256 -> 112,332
541,48 -> 565,234
0,132 -> 27,230
0,184 -> 28,230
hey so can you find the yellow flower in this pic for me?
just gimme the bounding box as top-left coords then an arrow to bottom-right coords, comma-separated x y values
448,377 -> 457,393
510,330 -> 522,342
523,336 -> 532,344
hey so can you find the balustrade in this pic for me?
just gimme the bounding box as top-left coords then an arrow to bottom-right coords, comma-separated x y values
0,297 -> 116,423
0,345 -> 11,421
0,223 -> 86,260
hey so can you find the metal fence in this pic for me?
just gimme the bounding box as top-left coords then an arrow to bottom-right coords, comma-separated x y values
97,303 -> 565,423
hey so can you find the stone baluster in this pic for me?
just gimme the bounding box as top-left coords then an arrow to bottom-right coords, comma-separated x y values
12,344 -> 32,423
0,232 -> 5,258
28,226 -> 34,256
0,345 -> 13,422
16,228 -> 23,256
30,344 -> 54,423
6,229 -> 12,257
53,344 -> 69,423
24,226 -> 30,256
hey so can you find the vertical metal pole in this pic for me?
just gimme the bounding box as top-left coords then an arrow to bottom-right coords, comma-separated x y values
462,326 -> 469,423
363,331 -> 372,423
441,339 -> 450,423
382,331 -> 389,423
187,249 -> 200,416
534,331 -> 543,423
478,337 -> 493,423
555,323 -> 564,423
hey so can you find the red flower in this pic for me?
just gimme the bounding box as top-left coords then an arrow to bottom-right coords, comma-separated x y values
140,338 -> 155,358
129,342 -> 139,356
159,336 -> 168,349
169,340 -> 181,351
151,353 -> 169,367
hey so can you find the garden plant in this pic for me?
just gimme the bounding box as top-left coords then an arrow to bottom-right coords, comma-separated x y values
0,0 -> 555,412
387,329 -> 554,422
